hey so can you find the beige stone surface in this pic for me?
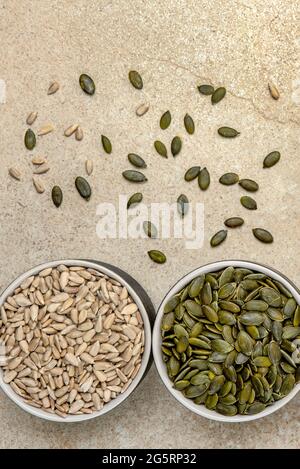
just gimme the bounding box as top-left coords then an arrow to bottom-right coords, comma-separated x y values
0,0 -> 299,449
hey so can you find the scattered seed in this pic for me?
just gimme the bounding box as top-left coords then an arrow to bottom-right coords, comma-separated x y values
33,163 -> 50,175
37,124 -> 54,136
239,179 -> 259,192
24,129 -> 36,150
8,167 -> 21,181
171,136 -> 182,157
32,177 -> 45,194
85,160 -> 93,176
128,153 -> 147,168
212,87 -> 226,104
154,140 -> 168,158
252,228 -> 274,244
64,124 -> 79,137
26,112 -> 38,125
143,221 -> 158,238
198,84 -> 214,95
52,186 -> 63,207
184,166 -> 200,181
184,114 -> 195,135
198,167 -> 210,190
127,192 -> 143,209
148,250 -> 166,264
136,103 -> 149,116
224,217 -> 244,228
268,83 -> 280,100
75,176 -> 91,200
263,151 -> 280,168
101,135 -> 112,154
210,230 -> 228,247
240,196 -> 257,210
47,81 -> 60,95
177,194 -> 189,217
79,74 -> 95,95
31,156 -> 46,165
75,126 -> 83,141
129,70 -> 143,90
122,170 -> 147,183
219,173 -> 239,185
218,127 -> 240,138
160,111 -> 171,130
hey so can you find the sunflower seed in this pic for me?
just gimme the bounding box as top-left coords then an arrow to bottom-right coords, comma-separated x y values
24,129 -> 36,150
252,228 -> 273,243
184,114 -> 195,135
263,151 -> 280,168
9,167 -> 21,181
218,127 -> 240,138
33,163 -> 50,175
268,82 -> 280,100
52,186 -> 63,207
37,124 -> 54,136
198,84 -> 214,95
239,179 -> 259,192
26,111 -> 38,125
171,136 -> 182,157
47,81 -> 60,95
64,124 -> 78,137
219,173 -> 239,185
122,170 -> 147,183
198,167 -> 210,190
160,111 -> 171,130
32,177 -> 45,194
129,70 -> 143,90
148,250 -> 166,264
32,156 -> 46,165
85,160 -> 93,176
127,192 -> 143,209
224,217 -> 244,228
79,74 -> 95,95
136,103 -> 149,116
241,196 -> 257,210
211,87 -> 226,104
184,166 -> 200,181
128,153 -> 147,168
75,177 -> 91,200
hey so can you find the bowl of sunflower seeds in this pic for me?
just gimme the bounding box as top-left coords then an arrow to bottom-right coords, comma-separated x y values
153,260 -> 300,422
0,259 -> 153,421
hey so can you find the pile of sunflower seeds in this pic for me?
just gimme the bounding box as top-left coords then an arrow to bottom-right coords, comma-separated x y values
161,266 -> 300,416
0,265 -> 144,418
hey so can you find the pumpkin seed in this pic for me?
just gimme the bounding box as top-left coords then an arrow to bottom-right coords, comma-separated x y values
260,287 -> 281,307
161,312 -> 174,331
219,173 -> 239,186
263,151 -> 280,168
122,170 -> 147,183
198,84 -> 214,95
171,136 -> 182,157
216,403 -> 237,416
127,192 -> 143,209
160,111 -> 171,130
239,312 -> 264,326
283,298 -> 297,318
282,326 -> 300,340
51,186 -> 63,208
75,176 -> 91,200
198,167 -> 210,191
184,166 -> 200,181
218,127 -> 240,138
177,194 -> 189,217
24,129 -> 36,150
239,179 -> 259,192
210,230 -> 228,247
79,74 -> 95,95
185,384 -> 208,398
252,228 -> 273,243
128,153 -> 147,168
211,339 -> 234,354
205,393 -> 219,409
246,402 -> 266,415
224,217 -> 244,228
101,135 -> 112,154
244,300 -> 268,312
184,114 -> 195,135
148,250 -> 166,264
154,140 -> 168,158
189,275 -> 205,298
211,87 -> 226,104
143,221 -> 158,238
129,70 -> 143,90
280,374 -> 295,395
241,196 -> 257,210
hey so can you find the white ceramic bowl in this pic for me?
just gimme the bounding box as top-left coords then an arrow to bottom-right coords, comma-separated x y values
0,259 -> 152,422
153,260 -> 300,422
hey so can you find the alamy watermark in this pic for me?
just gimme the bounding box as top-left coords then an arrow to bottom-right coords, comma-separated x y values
96,195 -> 204,249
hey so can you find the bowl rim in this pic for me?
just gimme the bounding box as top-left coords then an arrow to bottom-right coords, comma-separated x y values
0,259 -> 152,422
152,260 -> 300,423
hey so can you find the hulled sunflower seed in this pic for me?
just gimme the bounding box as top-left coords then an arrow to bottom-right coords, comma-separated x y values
129,70 -> 143,90
47,81 -> 60,95
85,160 -> 93,175
268,82 -> 280,100
9,167 -> 21,181
79,74 -> 95,95
136,102 -> 149,116
33,163 -> 50,175
75,127 -> 84,141
37,124 -> 54,136
32,177 -> 45,194
160,111 -> 171,130
26,111 -> 38,125
64,124 -> 79,137
31,156 -> 46,165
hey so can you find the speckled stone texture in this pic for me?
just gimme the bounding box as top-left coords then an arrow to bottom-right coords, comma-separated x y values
0,0 -> 299,449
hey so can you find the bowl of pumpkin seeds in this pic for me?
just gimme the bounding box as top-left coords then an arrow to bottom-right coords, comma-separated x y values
153,261 -> 300,422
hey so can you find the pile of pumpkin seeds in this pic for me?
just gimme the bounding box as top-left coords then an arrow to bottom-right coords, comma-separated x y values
161,266 -> 300,416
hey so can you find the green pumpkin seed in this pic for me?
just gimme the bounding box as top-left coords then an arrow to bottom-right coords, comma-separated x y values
263,151 -> 280,168
253,356 -> 272,367
246,402 -> 266,415
246,325 -> 260,339
198,167 -> 210,190
127,192 -> 143,209
51,186 -> 63,208
189,275 -> 205,298
209,352 -> 228,363
191,373 -> 211,386
173,323 -> 189,338
239,179 -> 259,192
189,359 -> 208,370
75,176 -> 91,200
177,194 -> 189,218
260,287 -> 281,307
127,153 -> 147,168
101,135 -> 112,154
143,221 -> 158,238
280,374 -> 295,395
198,84 -> 214,95
216,403 -> 237,416
184,300 -> 203,317
268,341 -> 282,364
241,196 -> 257,210
148,250 -> 166,264
252,228 -> 273,243
239,312 -> 264,326
24,129 -> 36,150
218,282 -> 236,299
237,331 -> 254,355
189,322 -> 203,337
184,166 -> 200,181
283,298 -> 297,318
219,394 -> 237,405
219,381 -> 232,397
154,140 -> 168,158
281,349 -> 296,368
238,382 -> 252,405
185,384 -> 208,398
184,114 -> 195,135
210,230 -> 228,247
224,217 -> 244,228
79,74 -> 95,95
205,393 -> 219,409
176,336 -> 189,353
219,173 -> 239,186
243,300 -> 268,312
122,170 -> 147,183
129,70 -> 143,90
293,306 -> 300,327
202,282 -> 213,305
209,375 -> 225,394
282,326 -> 300,340
211,87 -> 226,104
202,305 -> 219,323
219,301 -> 240,313
167,356 -> 180,377
211,339 -> 234,354
174,380 -> 189,391
160,111 -> 171,130
218,127 -> 240,138
171,136 -> 182,157
164,296 -> 180,314
161,312 -> 174,331
218,267 -> 234,287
